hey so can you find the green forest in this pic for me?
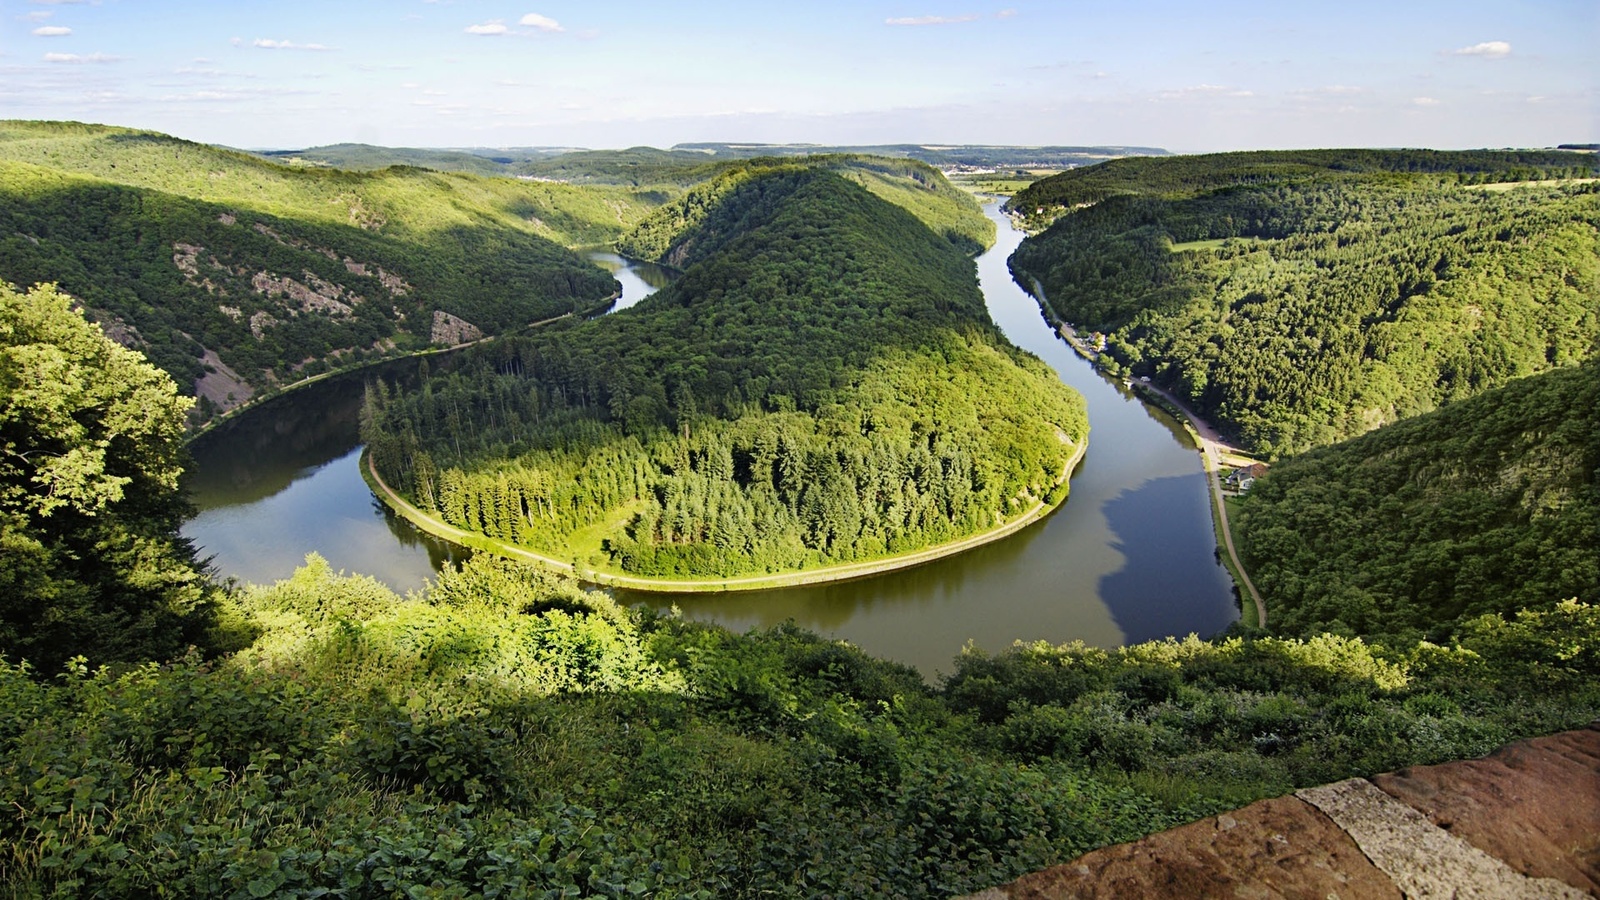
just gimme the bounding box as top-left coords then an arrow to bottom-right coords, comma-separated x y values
4,131 -> 1600,893
1237,358 -> 1599,642
363,163 -> 1083,579
1008,150 -> 1598,455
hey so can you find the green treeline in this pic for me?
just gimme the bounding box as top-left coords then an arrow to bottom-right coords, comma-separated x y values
1238,359 -> 1599,642
364,165 -> 1083,578
1007,148 -> 1594,230
0,161 -> 614,397
0,123 -> 646,420
1009,151 -> 1598,455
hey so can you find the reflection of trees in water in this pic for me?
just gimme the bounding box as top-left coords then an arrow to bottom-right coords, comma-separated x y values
185,357 -> 442,508
619,504 -> 1058,633
374,497 -> 471,574
1097,473 -> 1236,644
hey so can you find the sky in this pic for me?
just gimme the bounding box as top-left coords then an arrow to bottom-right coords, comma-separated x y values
2,0 -> 1595,153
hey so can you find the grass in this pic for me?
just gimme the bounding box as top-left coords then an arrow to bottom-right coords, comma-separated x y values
1168,236 -> 1265,253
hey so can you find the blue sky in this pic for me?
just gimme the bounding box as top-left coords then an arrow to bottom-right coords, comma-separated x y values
2,0 -> 1594,152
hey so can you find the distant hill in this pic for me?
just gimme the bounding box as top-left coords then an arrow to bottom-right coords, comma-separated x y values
1238,358 -> 1599,644
618,154 -> 995,258
672,143 -> 1169,169
1008,149 -> 1600,455
253,142 -> 1169,184
253,143 -> 577,176
0,121 -> 655,422
364,161 -> 1084,580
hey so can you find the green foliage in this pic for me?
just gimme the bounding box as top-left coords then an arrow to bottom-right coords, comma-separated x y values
4,555 -> 1597,897
1010,151 -> 1599,455
365,167 -> 1083,579
1238,360 -> 1600,641
0,283 -> 215,671
1008,148 -> 1595,230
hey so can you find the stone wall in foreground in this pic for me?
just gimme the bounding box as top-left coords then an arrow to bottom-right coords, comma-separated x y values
965,723 -> 1600,899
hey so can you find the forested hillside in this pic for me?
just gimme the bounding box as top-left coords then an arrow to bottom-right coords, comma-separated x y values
1008,150 -> 1598,455
618,154 -> 993,262
1237,358 -> 1599,642
0,122 -> 649,421
364,163 -> 1083,580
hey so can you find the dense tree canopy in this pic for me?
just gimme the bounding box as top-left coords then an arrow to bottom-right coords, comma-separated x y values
1237,358 -> 1600,644
365,165 -> 1084,579
1009,151 -> 1598,455
0,283 -> 214,670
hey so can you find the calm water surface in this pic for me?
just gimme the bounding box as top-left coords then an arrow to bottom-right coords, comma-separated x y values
183,205 -> 1236,677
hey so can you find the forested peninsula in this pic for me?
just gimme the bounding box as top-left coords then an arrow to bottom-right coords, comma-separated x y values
363,162 -> 1086,582
1008,149 -> 1598,456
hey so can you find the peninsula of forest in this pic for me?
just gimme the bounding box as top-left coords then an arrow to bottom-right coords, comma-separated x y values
361,160 -> 1088,585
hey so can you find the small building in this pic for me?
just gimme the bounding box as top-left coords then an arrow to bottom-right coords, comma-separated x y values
1224,463 -> 1269,492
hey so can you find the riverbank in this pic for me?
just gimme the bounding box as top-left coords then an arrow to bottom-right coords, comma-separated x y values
184,295 -> 617,444
1133,380 -> 1267,628
1021,277 -> 1267,628
362,435 -> 1088,594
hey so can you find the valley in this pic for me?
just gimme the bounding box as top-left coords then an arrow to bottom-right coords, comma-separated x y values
1,123 -> 1595,897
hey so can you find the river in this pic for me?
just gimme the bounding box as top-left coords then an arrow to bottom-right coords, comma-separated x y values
183,208 -> 1237,677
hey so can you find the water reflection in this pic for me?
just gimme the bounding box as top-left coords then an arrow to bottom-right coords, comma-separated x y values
1098,474 -> 1236,644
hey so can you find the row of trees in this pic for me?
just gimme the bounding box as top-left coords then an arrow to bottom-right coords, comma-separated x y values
365,165 -> 1085,577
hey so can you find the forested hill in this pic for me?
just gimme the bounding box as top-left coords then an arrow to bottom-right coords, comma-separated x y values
1237,358 -> 1599,644
1006,148 -> 1593,231
0,121 -> 653,423
619,154 -> 994,261
1008,149 -> 1599,455
364,164 -> 1086,580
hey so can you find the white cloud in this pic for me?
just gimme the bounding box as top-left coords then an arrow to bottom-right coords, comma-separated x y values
43,52 -> 121,64
885,14 -> 980,26
32,25 -> 71,36
1452,41 -> 1511,58
253,38 -> 335,51
996,8 -> 1016,18
1158,84 -> 1254,100
465,21 -> 509,36
1413,96 -> 1441,106
23,11 -> 54,21
519,13 -> 563,32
